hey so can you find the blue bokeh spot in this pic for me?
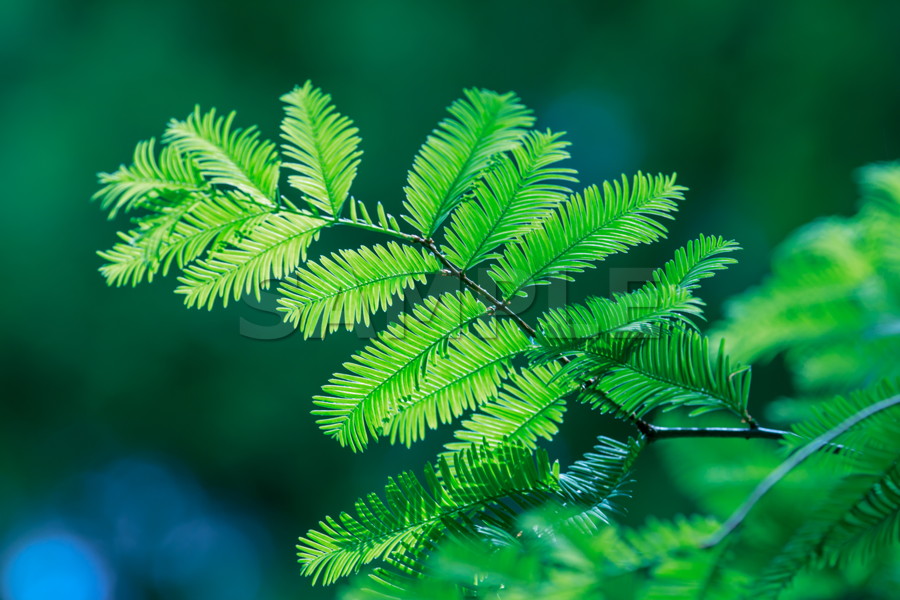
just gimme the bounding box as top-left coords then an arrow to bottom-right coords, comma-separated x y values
2,534 -> 108,600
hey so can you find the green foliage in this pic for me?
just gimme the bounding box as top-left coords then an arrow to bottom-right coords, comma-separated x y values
281,82 -> 362,216
312,291 -> 488,451
96,86 -> 900,598
447,363 -> 575,451
345,513 -> 733,600
488,174 -> 683,298
532,234 -> 739,358
749,381 -> 900,598
714,162 -> 900,395
571,327 -> 751,421
650,234 -> 740,292
664,166 -> 900,598
380,319 -> 531,448
278,242 -> 440,338
94,138 -> 204,218
758,438 -> 900,597
297,443 -> 559,585
442,129 -> 576,269
164,106 -> 280,206
557,435 -> 644,529
177,211 -> 327,308
403,89 -> 534,236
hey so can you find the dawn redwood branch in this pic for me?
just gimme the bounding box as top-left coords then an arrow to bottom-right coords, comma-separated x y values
412,235 -> 700,439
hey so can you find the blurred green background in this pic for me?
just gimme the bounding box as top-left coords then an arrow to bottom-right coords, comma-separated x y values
2,0 -> 900,598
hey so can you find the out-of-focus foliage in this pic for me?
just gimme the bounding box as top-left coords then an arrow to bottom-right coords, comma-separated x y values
715,163 -> 900,394
342,512 -> 736,600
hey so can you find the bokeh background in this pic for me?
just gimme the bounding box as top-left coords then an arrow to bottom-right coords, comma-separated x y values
3,1 -> 900,598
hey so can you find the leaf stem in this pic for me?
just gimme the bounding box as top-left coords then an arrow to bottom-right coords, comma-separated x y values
264,195 -> 416,241
334,216 -> 416,241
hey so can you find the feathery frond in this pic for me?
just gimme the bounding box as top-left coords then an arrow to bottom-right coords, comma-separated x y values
281,82 -> 362,215
101,194 -> 205,285
101,85 -> 900,599
757,462 -> 900,599
649,234 -> 740,291
713,180 -> 900,396
572,327 -> 751,421
94,138 -> 204,217
531,236 -> 739,364
165,106 -> 280,206
442,130 -> 576,269
533,285 -> 702,361
813,463 -> 900,568
99,230 -> 161,287
314,291 -> 488,451
176,211 -> 327,309
403,89 -> 534,235
447,363 -> 575,451
383,319 -> 532,447
98,191 -> 272,287
558,436 -> 644,528
277,242 -> 440,338
489,173 -> 683,299
151,192 -> 273,271
296,443 -> 559,585
716,221 -> 876,363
